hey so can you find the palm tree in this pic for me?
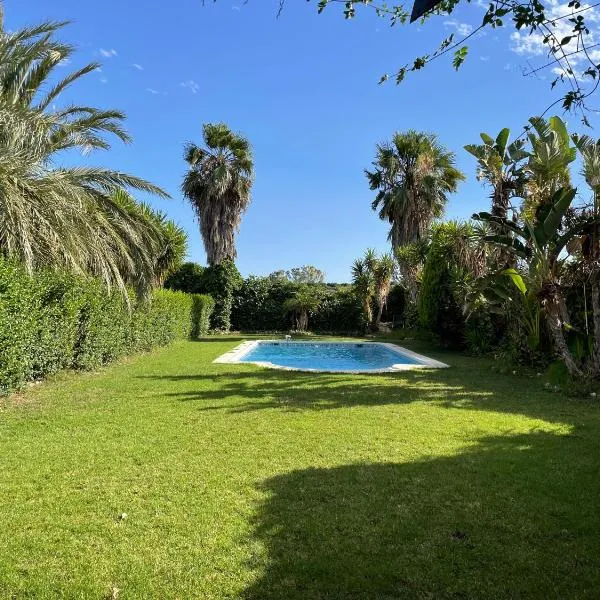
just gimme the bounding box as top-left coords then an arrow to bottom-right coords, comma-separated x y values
111,190 -> 188,287
283,285 -> 322,331
366,130 -> 465,250
182,123 -> 253,266
0,15 -> 169,296
372,253 -> 395,327
351,251 -> 376,327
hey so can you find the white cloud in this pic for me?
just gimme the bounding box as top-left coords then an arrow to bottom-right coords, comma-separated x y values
146,88 -> 160,95
510,0 -> 600,80
132,63 -> 144,70
480,55 -> 490,61
180,80 -> 199,94
99,48 -> 117,58
100,78 -> 108,84
444,19 -> 473,36
58,58 -> 71,67
232,5 -> 241,10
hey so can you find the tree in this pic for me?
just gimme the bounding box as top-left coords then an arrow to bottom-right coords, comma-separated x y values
283,285 -> 322,331
287,265 -> 325,284
464,129 -> 528,268
351,250 -> 376,327
0,16 -> 169,297
164,262 -> 205,294
111,190 -> 188,287
372,253 -> 395,327
474,186 -> 598,377
182,123 -> 253,266
366,131 -> 464,251
571,133 -> 600,375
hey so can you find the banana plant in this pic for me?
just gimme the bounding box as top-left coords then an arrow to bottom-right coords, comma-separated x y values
473,186 -> 596,376
465,128 -> 528,268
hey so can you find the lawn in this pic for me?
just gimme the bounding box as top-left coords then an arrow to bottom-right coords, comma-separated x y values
1,336 -> 599,599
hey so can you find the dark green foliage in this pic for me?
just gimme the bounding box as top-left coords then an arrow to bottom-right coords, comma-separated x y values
418,245 -> 465,348
0,259 -> 210,394
464,308 -> 498,355
232,276 -> 295,331
191,295 -> 216,339
164,262 -> 206,294
202,259 -> 243,331
310,286 -> 365,333
382,284 -> 406,325
232,277 -> 365,333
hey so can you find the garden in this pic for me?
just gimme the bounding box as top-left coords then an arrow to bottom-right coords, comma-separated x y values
1,2 -> 600,598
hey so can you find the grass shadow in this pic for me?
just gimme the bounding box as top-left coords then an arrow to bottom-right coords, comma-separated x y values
242,430 -> 600,599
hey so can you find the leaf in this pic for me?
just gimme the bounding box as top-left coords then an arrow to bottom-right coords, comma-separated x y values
480,132 -> 494,145
495,128 -> 510,152
452,46 -> 468,71
502,268 -> 527,295
560,35 -> 573,45
533,186 -> 577,244
483,234 -> 529,259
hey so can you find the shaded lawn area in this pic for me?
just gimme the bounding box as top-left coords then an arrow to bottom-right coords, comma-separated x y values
1,337 -> 599,599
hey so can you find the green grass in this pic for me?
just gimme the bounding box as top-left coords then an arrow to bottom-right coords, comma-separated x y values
1,336 -> 599,599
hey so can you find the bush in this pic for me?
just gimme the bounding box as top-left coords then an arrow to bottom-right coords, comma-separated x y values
231,277 -> 365,333
418,244 -> 465,348
0,259 -> 213,394
202,259 -> 243,331
164,262 -> 205,294
232,276 -> 295,331
191,294 -> 215,339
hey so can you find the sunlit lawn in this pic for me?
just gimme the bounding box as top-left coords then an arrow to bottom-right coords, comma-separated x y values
1,336 -> 599,599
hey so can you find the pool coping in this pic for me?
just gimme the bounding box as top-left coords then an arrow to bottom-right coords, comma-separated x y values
213,340 -> 449,373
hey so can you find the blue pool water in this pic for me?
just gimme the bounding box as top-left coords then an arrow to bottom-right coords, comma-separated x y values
239,341 -> 420,372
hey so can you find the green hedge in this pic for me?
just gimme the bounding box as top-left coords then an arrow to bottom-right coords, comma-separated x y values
231,277 -> 365,333
0,259 -> 213,394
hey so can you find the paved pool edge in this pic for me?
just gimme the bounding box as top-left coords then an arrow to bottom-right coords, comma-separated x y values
213,340 -> 449,373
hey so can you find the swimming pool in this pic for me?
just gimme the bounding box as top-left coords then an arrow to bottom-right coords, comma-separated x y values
214,341 -> 448,372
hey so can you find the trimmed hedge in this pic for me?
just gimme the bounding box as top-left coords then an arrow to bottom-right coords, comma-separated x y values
231,277 -> 365,333
0,259 -> 213,394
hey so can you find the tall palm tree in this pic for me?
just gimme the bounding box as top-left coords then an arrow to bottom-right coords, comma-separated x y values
0,14 -> 169,296
182,123 -> 253,266
366,130 -> 465,250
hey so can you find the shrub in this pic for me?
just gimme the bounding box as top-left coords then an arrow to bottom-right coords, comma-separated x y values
164,262 -> 205,294
418,244 -> 465,348
310,286 -> 365,333
232,276 -> 294,332
191,294 -> 215,339
0,259 -> 212,394
202,259 -> 243,331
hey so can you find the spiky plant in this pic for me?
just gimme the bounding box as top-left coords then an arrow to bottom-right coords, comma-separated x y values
0,13 -> 169,296
366,130 -> 464,250
372,253 -> 395,326
351,254 -> 375,327
182,123 -> 253,266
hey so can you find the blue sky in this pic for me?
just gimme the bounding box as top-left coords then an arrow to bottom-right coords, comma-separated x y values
7,0 -> 598,281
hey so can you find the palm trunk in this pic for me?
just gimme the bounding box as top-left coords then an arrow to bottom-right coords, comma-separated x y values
545,294 -> 582,377
375,300 -> 384,327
